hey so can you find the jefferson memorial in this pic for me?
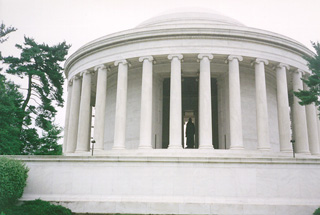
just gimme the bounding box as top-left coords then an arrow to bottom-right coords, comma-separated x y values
21,10 -> 320,215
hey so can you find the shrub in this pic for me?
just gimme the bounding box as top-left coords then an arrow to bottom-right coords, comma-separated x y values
314,207 -> 320,215
0,157 -> 29,210
3,199 -> 72,215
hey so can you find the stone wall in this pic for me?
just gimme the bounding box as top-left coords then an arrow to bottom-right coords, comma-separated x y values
19,152 -> 320,215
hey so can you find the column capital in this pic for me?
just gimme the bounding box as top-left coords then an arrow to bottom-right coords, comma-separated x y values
293,69 -> 305,75
276,63 -> 290,71
227,55 -> 243,62
73,74 -> 81,80
168,54 -> 183,61
68,79 -> 73,86
114,59 -> 128,66
94,64 -> 108,72
80,70 -> 94,77
139,56 -> 154,62
253,58 -> 269,65
198,53 -> 214,61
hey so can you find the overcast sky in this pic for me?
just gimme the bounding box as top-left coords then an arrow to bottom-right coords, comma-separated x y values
1,0 -> 320,139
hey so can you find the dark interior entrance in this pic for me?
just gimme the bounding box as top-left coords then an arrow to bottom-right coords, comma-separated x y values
162,77 -> 218,149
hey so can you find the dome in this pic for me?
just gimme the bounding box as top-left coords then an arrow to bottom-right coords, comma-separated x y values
136,8 -> 245,28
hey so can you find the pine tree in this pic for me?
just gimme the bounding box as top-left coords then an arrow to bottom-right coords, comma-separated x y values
0,23 -> 71,155
294,42 -> 320,112
0,22 -> 16,44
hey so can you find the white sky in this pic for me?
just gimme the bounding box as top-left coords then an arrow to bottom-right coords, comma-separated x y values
0,0 -> 320,141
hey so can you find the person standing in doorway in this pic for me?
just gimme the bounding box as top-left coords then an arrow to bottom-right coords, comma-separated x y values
186,118 -> 195,148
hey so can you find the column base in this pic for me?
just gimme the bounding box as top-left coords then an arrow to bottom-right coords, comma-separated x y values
258,147 -> 271,151
112,146 -> 126,150
139,146 -> 153,149
280,149 -> 294,153
296,151 -> 311,155
75,149 -> 90,153
168,145 -> 182,149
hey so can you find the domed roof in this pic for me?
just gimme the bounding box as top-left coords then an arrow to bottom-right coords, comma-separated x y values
136,8 -> 245,28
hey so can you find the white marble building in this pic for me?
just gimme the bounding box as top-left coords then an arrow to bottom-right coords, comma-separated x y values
21,10 -> 320,215
63,10 -> 317,155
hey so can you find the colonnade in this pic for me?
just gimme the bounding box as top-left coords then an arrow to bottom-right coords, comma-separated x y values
63,54 -> 320,155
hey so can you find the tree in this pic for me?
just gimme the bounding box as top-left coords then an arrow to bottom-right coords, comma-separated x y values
0,23 -> 70,155
3,37 -> 70,131
294,42 -> 320,111
0,23 -> 24,154
0,76 -> 25,154
0,22 -> 16,44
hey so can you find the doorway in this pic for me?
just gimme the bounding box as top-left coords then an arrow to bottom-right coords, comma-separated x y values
161,77 -> 218,149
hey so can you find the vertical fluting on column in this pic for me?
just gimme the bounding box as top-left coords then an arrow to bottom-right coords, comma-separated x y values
276,63 -> 292,152
66,75 -> 82,153
93,65 -> 108,150
63,80 -> 73,153
254,59 -> 270,150
88,106 -> 92,146
304,82 -> 320,155
139,56 -> 154,149
113,60 -> 129,150
227,55 -> 244,149
76,70 -> 93,152
292,70 -> 310,154
198,53 -> 214,149
168,54 -> 183,149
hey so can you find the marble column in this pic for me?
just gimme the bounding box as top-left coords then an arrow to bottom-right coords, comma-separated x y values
168,54 -> 183,149
113,60 -> 129,149
63,80 -> 73,153
276,63 -> 292,152
304,83 -> 320,155
254,59 -> 270,150
88,106 -> 92,146
66,75 -> 82,153
292,70 -> 310,154
316,109 -> 320,151
94,65 -> 108,150
198,53 -> 213,149
139,56 -> 154,149
227,55 -> 244,149
76,70 -> 92,152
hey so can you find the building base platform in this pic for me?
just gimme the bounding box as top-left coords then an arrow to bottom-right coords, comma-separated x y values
14,150 -> 320,215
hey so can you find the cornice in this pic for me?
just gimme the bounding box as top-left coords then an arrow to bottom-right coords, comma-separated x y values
8,154 -> 320,165
64,24 -> 314,77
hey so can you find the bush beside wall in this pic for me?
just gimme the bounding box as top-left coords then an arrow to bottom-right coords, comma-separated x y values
0,157 -> 29,210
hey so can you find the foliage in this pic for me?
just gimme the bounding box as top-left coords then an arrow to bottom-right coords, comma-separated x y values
21,125 -> 62,155
0,76 -> 25,155
314,207 -> 320,215
0,157 -> 29,210
0,23 -> 16,72
0,23 -> 70,155
294,42 -> 320,112
2,199 -> 72,215
0,158 -> 71,215
0,22 -> 16,44
3,37 -> 70,132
